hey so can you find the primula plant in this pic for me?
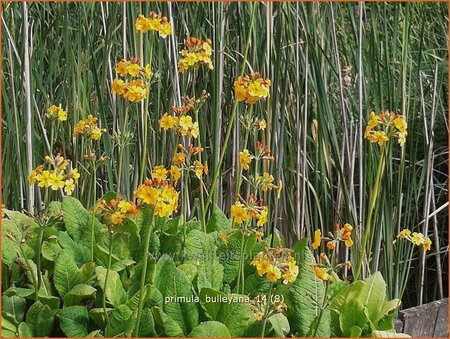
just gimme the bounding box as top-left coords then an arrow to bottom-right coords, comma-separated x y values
2,2 -> 447,339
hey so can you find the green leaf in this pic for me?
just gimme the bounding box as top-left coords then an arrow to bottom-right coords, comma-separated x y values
376,299 -> 400,323
359,272 -> 387,322
154,255 -> 199,335
206,206 -> 231,233
108,304 -> 134,337
189,321 -> 231,337
199,288 -> 254,336
54,250 -> 84,298
287,244 -> 330,337
17,322 -> 33,337
95,266 -> 127,307
338,299 -> 369,337
137,308 -> 157,337
177,263 -> 198,283
3,287 -> 34,299
350,325 -> 363,337
1,315 -> 17,338
26,301 -> 56,337
41,240 -> 62,261
152,306 -> 184,337
38,295 -> 60,310
268,313 -> 290,337
57,305 -> 89,337
64,284 -> 97,306
243,273 -> 270,297
58,231 -> 90,265
372,330 -> 411,338
2,295 -> 26,324
62,196 -> 105,248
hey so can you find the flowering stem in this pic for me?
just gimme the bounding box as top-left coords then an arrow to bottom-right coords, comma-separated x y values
236,229 -> 247,294
139,33 -> 154,185
90,169 -> 97,262
260,283 -> 273,338
399,243 -> 415,301
35,226 -> 45,299
103,231 -> 114,336
355,144 -> 386,280
194,109 -> 207,232
205,3 -> 256,212
133,208 -> 155,337
116,106 -> 129,198
235,109 -> 252,199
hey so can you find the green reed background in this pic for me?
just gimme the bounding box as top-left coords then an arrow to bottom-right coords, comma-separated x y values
2,2 -> 448,308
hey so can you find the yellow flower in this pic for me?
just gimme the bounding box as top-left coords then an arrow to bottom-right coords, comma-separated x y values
37,170 -> 51,188
255,231 -> 264,242
411,232 -> 424,246
144,64 -> 152,79
251,257 -> 271,276
398,131 -> 407,146
261,172 -> 274,191
152,165 -> 168,180
311,229 -> 321,250
258,119 -> 267,130
170,165 -> 181,183
239,149 -> 252,170
178,37 -> 213,73
282,266 -> 299,285
190,122 -> 199,139
112,78 -> 126,95
158,20 -> 173,37
127,63 -> 141,77
28,169 -> 38,184
423,237 -> 432,251
256,207 -> 268,227
266,265 -> 282,282
397,229 -> 411,239
135,15 -> 150,32
64,179 -> 75,195
194,161 -> 208,178
68,168 -> 81,181
248,79 -> 270,98
230,202 -> 250,224
159,113 -> 177,131
135,185 -> 160,206
48,171 -> 65,190
179,115 -> 194,130
394,116 -> 407,133
124,84 -> 147,102
172,152 -> 186,165
115,60 -> 128,77
58,109 -> 68,122
219,231 -> 229,245
91,127 -> 103,141
371,130 -> 389,146
111,211 -> 124,225
311,265 -> 329,281
254,311 -> 264,321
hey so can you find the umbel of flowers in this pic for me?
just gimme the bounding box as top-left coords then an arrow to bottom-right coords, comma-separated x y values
251,247 -> 299,284
73,115 -> 107,141
364,110 -> 408,146
135,11 -> 173,37
96,196 -> 139,227
178,37 -> 213,73
46,104 -> 68,122
311,223 -> 354,251
234,72 -> 271,105
111,57 -> 151,103
134,170 -> 179,218
397,229 -> 432,251
28,154 -> 80,195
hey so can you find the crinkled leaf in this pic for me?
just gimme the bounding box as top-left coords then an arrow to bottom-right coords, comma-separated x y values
108,304 -> 134,337
2,295 -> 26,324
188,321 -> 231,337
57,305 -> 89,337
206,206 -> 231,233
152,306 -> 184,337
64,284 -> 97,306
95,266 -> 127,307
54,250 -> 83,298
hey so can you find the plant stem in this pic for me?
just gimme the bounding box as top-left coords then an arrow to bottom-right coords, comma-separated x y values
260,283 -> 273,338
236,229 -> 246,294
355,144 -> 386,280
205,3 -> 256,212
103,231 -> 114,337
35,226 -> 45,299
133,208 -> 155,337
90,168 -> 97,262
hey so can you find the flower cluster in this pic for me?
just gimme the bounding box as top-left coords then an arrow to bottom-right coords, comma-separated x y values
311,223 -> 354,250
230,197 -> 268,227
135,12 -> 172,37
159,113 -> 199,138
178,37 -> 213,73
28,154 -> 80,195
112,58 -> 150,103
134,172 -> 179,218
73,115 -> 107,141
251,247 -> 299,284
397,229 -> 431,251
46,104 -> 68,122
239,143 -> 275,172
96,197 -> 139,226
234,72 -> 271,105
364,111 -> 408,147
250,296 -> 287,322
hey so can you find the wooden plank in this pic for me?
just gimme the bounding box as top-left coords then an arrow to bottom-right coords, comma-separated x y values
398,299 -> 448,337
